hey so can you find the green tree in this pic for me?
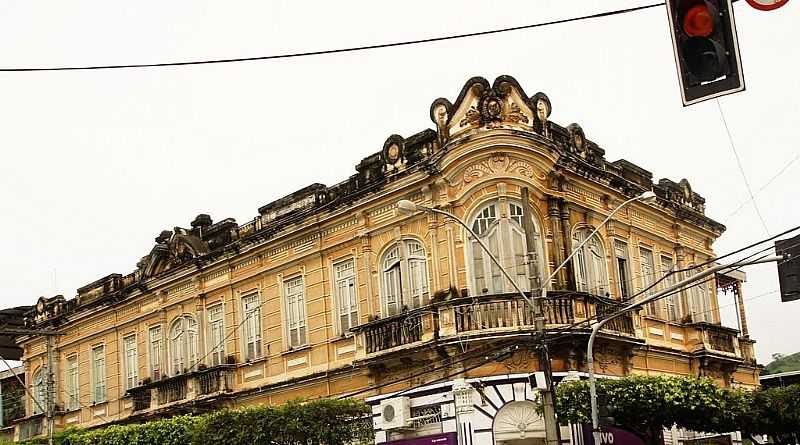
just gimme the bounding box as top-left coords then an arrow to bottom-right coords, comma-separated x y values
555,376 -> 751,445
740,384 -> 800,445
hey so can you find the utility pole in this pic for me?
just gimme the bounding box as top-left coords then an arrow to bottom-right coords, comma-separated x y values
521,187 -> 560,445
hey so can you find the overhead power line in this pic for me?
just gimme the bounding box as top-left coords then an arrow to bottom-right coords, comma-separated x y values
726,152 -> 800,220
716,98 -> 771,236
0,3 -> 663,72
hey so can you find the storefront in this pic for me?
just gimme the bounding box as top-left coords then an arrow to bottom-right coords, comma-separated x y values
369,373 -> 572,445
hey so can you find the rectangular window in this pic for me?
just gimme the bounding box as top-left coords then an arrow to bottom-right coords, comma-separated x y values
284,277 -> 307,349
639,247 -> 659,316
123,334 -> 138,390
690,275 -> 712,323
614,240 -> 631,300
661,256 -> 681,321
91,345 -> 106,403
242,293 -> 262,361
65,355 -> 79,411
149,326 -> 162,380
207,304 -> 225,366
334,260 -> 359,334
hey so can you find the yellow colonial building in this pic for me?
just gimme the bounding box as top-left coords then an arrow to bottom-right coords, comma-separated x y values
14,75 -> 758,444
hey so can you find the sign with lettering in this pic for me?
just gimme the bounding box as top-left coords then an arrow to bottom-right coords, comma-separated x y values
580,424 -> 645,445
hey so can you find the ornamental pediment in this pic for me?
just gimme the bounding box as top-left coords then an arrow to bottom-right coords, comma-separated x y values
429,76 -> 552,145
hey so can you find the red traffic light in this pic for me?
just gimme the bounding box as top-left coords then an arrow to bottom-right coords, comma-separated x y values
683,4 -> 714,37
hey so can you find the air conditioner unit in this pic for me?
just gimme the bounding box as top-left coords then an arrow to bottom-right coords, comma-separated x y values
379,397 -> 411,430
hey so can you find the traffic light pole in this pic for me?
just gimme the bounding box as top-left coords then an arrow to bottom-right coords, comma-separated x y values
587,255 -> 784,445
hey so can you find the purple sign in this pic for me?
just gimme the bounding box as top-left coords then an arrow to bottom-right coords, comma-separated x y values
382,432 -> 458,445
580,424 -> 645,445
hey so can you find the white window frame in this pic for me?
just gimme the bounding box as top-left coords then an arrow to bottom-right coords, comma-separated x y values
241,293 -> 263,361
284,277 -> 307,349
122,334 -> 138,390
639,247 -> 658,317
572,229 -> 609,296
380,239 -> 430,316
660,255 -> 681,321
687,267 -> 712,323
169,315 -> 198,375
465,200 -> 544,296
148,325 -> 163,380
64,354 -> 79,411
31,368 -> 45,415
614,240 -> 632,300
91,344 -> 106,404
207,304 -> 225,366
333,259 -> 359,335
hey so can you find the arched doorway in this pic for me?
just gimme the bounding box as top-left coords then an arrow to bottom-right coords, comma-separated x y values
493,401 -> 546,445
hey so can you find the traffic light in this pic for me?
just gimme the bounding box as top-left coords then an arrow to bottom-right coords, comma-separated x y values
776,234 -> 800,302
666,0 -> 744,106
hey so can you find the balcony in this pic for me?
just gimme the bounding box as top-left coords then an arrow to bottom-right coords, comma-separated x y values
352,310 -> 428,355
157,374 -> 188,404
16,415 -> 43,441
690,322 -> 741,358
129,386 -> 152,412
129,365 -> 235,412
196,366 -> 235,396
447,292 -> 636,337
353,291 -> 637,359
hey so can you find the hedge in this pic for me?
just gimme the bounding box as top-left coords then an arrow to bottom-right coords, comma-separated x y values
18,398 -> 373,445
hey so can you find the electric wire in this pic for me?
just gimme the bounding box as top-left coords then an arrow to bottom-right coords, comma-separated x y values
716,98 -> 770,236
725,153 -> 800,220
0,3 -> 664,72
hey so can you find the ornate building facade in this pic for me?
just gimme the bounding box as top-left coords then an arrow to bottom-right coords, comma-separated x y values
13,75 -> 758,444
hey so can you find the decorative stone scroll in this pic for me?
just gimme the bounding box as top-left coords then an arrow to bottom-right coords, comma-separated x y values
450,153 -> 547,192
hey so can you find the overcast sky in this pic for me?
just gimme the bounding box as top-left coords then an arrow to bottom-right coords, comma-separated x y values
0,0 -> 797,364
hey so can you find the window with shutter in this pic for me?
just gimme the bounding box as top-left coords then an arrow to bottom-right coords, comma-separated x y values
169,315 -> 198,375
284,277 -> 307,348
65,355 -> 79,411
32,370 -> 45,415
148,325 -> 162,380
467,200 -> 542,295
123,334 -> 138,390
334,260 -> 358,334
207,305 -> 225,366
242,294 -> 262,360
91,345 -> 106,403
573,229 -> 609,296
380,239 -> 429,316
661,256 -> 681,321
614,240 -> 631,300
640,248 -> 659,316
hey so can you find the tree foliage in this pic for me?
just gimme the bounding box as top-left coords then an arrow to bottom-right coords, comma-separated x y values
18,398 -> 373,445
740,384 -> 800,445
555,376 -> 751,445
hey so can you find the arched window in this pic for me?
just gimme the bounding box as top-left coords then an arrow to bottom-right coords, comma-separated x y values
381,239 -> 429,316
572,229 -> 609,296
169,315 -> 198,375
31,369 -> 45,415
467,200 -> 543,295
